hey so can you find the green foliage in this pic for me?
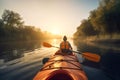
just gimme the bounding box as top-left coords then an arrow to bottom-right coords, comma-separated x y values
2,10 -> 24,28
0,19 -> 5,37
73,19 -> 99,39
74,0 -> 120,39
79,19 -> 98,36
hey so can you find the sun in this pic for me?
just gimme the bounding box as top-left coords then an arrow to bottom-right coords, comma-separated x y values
51,29 -> 60,35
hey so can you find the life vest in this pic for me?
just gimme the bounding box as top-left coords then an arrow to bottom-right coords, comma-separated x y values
60,41 -> 70,49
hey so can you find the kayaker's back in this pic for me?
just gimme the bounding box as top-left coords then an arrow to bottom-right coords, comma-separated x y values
54,50 -> 74,55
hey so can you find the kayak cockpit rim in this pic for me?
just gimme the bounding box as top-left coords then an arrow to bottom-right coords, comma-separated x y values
46,70 -> 74,80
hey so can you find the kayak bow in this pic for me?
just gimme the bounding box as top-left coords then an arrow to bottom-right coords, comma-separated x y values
33,50 -> 88,80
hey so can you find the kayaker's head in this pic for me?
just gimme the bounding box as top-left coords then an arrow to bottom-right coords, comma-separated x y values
63,35 -> 67,41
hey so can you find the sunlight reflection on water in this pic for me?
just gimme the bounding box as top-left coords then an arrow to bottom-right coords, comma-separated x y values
0,39 -> 77,65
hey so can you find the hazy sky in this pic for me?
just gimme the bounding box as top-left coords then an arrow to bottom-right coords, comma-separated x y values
0,0 -> 99,36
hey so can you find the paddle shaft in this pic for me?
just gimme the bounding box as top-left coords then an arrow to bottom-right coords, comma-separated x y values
71,50 -> 82,54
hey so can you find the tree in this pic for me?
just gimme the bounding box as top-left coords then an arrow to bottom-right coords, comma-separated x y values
81,20 -> 98,36
73,19 -> 98,39
90,0 -> 120,35
0,19 -> 5,37
2,10 -> 24,28
0,19 -> 3,26
74,0 -> 120,39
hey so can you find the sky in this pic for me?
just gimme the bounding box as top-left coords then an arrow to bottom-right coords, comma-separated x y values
0,0 -> 99,37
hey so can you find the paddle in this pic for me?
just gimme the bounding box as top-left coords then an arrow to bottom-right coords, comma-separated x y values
43,42 -> 100,62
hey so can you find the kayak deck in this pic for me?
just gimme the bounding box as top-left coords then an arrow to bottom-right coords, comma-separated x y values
33,51 -> 88,80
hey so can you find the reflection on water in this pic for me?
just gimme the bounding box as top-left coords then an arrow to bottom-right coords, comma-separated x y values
0,39 -> 75,62
73,39 -> 120,55
73,39 -> 120,80
0,39 -> 74,80
0,41 -> 42,62
0,39 -> 120,80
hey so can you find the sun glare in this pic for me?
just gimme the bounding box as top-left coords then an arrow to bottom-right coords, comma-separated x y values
51,29 -> 60,35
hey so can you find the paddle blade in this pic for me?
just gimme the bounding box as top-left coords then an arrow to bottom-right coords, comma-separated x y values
82,52 -> 100,62
43,42 -> 52,48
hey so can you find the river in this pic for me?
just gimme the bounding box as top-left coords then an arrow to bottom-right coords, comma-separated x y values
0,39 -> 119,80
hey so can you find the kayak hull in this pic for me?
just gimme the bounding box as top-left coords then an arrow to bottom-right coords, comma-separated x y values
33,50 -> 88,80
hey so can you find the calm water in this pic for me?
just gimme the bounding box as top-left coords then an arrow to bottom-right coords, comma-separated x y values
0,39 -> 76,62
0,39 -> 120,80
74,39 -> 120,80
0,41 -> 42,62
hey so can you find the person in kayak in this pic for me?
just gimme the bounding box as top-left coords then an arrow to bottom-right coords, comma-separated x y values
60,35 -> 73,54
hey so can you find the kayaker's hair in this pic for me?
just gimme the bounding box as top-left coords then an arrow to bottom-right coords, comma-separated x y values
63,35 -> 67,41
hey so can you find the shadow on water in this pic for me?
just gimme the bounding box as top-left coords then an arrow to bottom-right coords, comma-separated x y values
0,41 -> 42,62
73,39 -> 120,80
74,40 -> 120,80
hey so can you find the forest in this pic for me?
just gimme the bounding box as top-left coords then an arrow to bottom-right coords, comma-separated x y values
73,1 -> 120,79
0,10 -> 61,43
73,0 -> 120,39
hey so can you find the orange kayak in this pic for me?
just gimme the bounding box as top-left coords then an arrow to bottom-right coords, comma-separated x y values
33,50 -> 88,80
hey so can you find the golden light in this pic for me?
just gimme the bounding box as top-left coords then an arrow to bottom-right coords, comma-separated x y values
51,29 -> 60,35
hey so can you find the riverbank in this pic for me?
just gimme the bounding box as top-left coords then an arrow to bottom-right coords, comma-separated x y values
91,39 -> 120,48
84,38 -> 120,53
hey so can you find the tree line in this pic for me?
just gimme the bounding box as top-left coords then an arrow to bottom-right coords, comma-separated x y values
74,0 -> 120,39
0,10 -> 61,42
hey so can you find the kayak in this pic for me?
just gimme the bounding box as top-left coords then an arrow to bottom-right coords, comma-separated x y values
33,50 -> 88,80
